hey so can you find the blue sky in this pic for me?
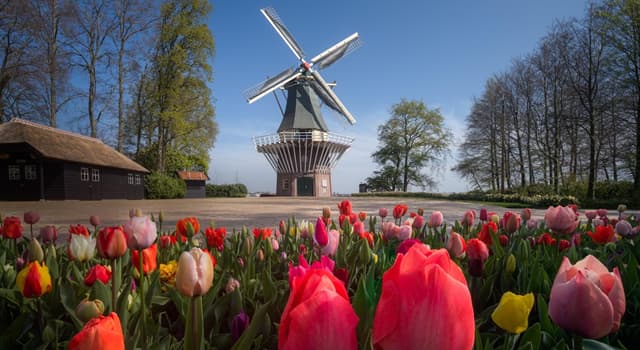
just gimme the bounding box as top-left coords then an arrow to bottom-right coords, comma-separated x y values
208,0 -> 587,194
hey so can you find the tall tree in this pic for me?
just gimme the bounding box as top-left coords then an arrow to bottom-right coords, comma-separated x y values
369,99 -> 452,192
144,0 -> 216,173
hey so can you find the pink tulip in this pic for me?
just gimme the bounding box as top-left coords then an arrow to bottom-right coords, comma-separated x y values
321,229 -> 340,256
585,210 -> 597,220
520,208 -> 532,222
381,221 -> 398,240
24,211 -> 40,225
280,260 -> 357,350
398,224 -> 412,240
412,215 -> 424,229
503,211 -> 521,234
429,211 -> 443,227
549,255 -> 625,339
462,210 -> 475,227
526,219 -> 539,230
597,208 -> 608,217
379,207 -> 388,219
544,206 -> 578,235
40,225 -> 58,245
353,220 -> 365,235
123,216 -> 157,250
373,245 -> 474,349
446,231 -> 466,258
175,248 -> 215,297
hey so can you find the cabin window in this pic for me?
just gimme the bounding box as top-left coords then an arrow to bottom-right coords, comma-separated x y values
24,165 -> 37,180
91,168 -> 100,182
135,174 -> 141,185
128,173 -> 134,185
80,168 -> 89,181
282,178 -> 289,191
8,165 -> 20,180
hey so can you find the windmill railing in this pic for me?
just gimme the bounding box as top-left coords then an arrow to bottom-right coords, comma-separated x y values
253,131 -> 354,147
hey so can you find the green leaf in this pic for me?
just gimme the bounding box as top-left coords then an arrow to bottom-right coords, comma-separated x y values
583,339 -> 620,350
536,294 -> 554,334
60,282 -> 83,330
518,323 -> 541,350
231,301 -> 271,350
90,281 -> 111,312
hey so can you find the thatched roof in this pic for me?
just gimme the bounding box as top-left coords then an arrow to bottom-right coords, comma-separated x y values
0,118 -> 149,173
176,171 -> 208,181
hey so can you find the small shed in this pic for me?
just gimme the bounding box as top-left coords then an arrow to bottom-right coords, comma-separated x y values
0,118 -> 149,201
177,171 -> 208,198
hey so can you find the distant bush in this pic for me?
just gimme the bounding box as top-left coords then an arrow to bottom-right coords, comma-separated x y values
145,172 -> 185,199
206,183 -> 248,198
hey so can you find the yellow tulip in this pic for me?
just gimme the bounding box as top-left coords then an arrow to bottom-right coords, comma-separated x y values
491,292 -> 534,334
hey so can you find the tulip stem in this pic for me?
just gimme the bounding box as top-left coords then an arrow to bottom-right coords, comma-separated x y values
572,334 -> 583,350
139,250 -> 147,350
111,258 -> 119,314
185,295 -> 203,350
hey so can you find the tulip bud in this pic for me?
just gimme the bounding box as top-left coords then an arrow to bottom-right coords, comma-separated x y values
29,238 -> 44,262
506,254 -> 516,273
2,264 -> 16,286
175,248 -> 215,297
89,215 -> 101,227
159,211 -> 165,223
76,299 -> 105,322
520,208 -> 531,222
242,236 -> 254,257
257,249 -> 265,261
40,225 -> 58,245
314,217 -> 329,247
479,208 -> 488,222
358,211 -> 367,222
417,208 -> 424,217
46,244 -> 57,259
359,240 -> 371,264
231,312 -> 250,341
322,207 -> 331,220
378,207 -> 388,219
271,238 -> 279,251
225,277 -> 240,294
279,220 -> 286,235
24,211 -> 40,225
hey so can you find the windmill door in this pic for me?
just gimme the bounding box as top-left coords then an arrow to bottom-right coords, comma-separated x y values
297,177 -> 314,196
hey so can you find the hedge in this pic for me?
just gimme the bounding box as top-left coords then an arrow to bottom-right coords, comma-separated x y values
205,183 -> 248,198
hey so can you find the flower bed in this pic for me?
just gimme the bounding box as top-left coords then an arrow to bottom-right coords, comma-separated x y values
0,203 -> 637,349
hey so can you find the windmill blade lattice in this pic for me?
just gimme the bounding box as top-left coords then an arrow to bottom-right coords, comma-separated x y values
260,7 -> 305,61
310,33 -> 361,71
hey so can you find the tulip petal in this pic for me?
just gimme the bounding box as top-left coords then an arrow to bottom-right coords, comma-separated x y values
549,270 -> 614,339
176,252 -> 198,297
491,292 -> 534,334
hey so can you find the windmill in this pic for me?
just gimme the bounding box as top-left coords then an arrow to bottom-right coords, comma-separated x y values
245,7 -> 361,196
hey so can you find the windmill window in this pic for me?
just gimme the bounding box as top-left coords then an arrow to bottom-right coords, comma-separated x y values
135,174 -> 141,185
128,174 -> 134,185
80,168 -> 89,181
8,165 -> 20,180
25,165 -> 37,180
91,169 -> 100,182
283,178 -> 289,191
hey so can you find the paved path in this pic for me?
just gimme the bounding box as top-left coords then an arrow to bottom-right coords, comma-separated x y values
0,197 -> 548,232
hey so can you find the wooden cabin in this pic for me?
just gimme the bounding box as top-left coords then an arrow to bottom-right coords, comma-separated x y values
0,118 -> 149,201
176,171 -> 208,198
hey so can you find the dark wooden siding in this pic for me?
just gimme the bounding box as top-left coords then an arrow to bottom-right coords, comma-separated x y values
43,161 -> 65,200
102,168 -> 144,200
0,143 -> 41,201
63,163 -> 145,200
185,180 -> 206,198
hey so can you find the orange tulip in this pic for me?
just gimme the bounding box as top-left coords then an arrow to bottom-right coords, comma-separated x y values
373,245 -> 474,350
69,312 -> 124,350
131,244 -> 158,275
2,216 -> 23,239
16,261 -> 52,298
176,217 -> 200,242
97,226 -> 127,259
175,247 -> 215,297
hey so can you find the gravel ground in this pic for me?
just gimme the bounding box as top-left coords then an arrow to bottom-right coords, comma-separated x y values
0,196 -> 549,232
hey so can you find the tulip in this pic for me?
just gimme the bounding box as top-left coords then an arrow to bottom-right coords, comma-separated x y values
615,220 -> 632,236
24,211 -> 40,225
462,210 -> 475,227
97,227 -> 127,259
396,239 -> 421,255
69,312 -> 125,350
322,207 -> 332,224
159,260 -> 178,285
491,292 -> 534,334
587,225 -> 615,244
446,231 -> 466,258
479,208 -> 488,222
503,211 -> 521,234
337,200 -> 352,215
2,216 -> 23,239
381,221 -> 398,240
69,224 -> 90,237
527,218 -> 539,230
398,224 -> 412,240
314,217 -> 328,247
205,227 -> 226,251
123,216 -> 157,250
16,261 -> 52,298
131,244 -> 158,275
40,225 -> 58,245
29,238 -> 44,262
379,207 -> 388,219
597,208 -> 608,217
506,254 -> 516,273
429,211 -> 443,227
176,217 -> 200,241
520,208 -> 532,222
231,312 -> 250,341
321,229 -> 340,256
353,220 -> 365,235
499,234 -> 509,247
358,211 -> 367,221
478,222 -> 498,246
225,277 -> 240,294
252,227 -> 272,240
466,238 -> 489,277
373,245 -> 474,349
69,234 -> 96,262
585,210 -> 597,220
279,268 -> 358,349
175,248 -> 215,297
549,255 -> 625,339
84,265 -> 112,286
90,215 -> 101,227
159,235 -> 176,248
76,299 -> 105,322
544,206 -> 578,235
536,233 -> 556,246
490,214 -> 500,224
392,204 -> 408,219
334,267 -> 349,286
412,215 -> 424,229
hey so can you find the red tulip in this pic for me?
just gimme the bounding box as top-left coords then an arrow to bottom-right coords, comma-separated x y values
373,245 -> 474,349
358,211 -> 367,221
503,211 -> 521,234
478,222 -> 497,246
84,265 -> 112,286
536,232 -> 556,246
23,211 -> 40,225
379,207 -> 388,219
97,226 -> 127,259
314,217 -> 328,247
549,255 -> 626,339
16,261 -> 52,298
412,215 -> 424,229
499,234 -> 509,247
279,267 -> 358,349
205,227 -> 226,250
176,217 -> 200,241
462,210 -> 475,227
479,208 -> 488,222
544,205 -> 578,234
69,312 -> 124,350
446,231 -> 466,258
131,244 -> 157,275
252,227 -> 272,240
392,204 -> 408,219
69,224 -> 90,237
337,200 -> 352,216
39,225 -> 58,245
2,216 -> 23,239
397,239 -> 422,255
466,238 -> 489,277
587,225 -> 615,244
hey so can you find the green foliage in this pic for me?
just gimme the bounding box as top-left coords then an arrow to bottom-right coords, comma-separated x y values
369,99 -> 453,192
205,184 -> 248,198
144,171 -> 186,199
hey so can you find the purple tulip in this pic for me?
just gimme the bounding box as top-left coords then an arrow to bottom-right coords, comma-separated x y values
231,312 -> 250,341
